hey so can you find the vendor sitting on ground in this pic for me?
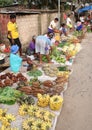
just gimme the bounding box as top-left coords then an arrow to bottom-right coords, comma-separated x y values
10,45 -> 22,73
10,45 -> 37,72
76,19 -> 83,31
26,35 -> 36,56
35,33 -> 53,64
59,23 -> 68,36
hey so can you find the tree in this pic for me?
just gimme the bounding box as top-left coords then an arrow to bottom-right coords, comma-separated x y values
0,0 -> 13,7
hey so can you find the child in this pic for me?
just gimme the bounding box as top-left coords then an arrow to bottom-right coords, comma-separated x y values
59,23 -> 68,36
10,45 -> 22,73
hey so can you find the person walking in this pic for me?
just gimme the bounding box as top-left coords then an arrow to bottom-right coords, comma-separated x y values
7,14 -> 22,56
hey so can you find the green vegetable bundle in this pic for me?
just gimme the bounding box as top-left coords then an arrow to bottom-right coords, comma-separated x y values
27,69 -> 42,77
0,87 -> 23,105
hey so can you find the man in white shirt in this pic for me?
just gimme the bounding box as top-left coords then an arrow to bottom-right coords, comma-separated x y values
48,18 -> 59,33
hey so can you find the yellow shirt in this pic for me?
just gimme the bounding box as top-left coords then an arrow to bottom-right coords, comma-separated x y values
7,21 -> 19,39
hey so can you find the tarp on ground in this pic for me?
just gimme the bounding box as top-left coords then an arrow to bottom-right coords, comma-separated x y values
78,5 -> 92,13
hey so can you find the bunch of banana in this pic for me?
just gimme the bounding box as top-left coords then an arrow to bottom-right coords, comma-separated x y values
22,117 -> 35,130
0,108 -> 7,120
31,119 -> 43,130
28,105 -> 39,116
57,71 -> 70,78
1,117 -> 10,127
5,114 -> 15,122
43,111 -> 55,122
0,126 -> 19,130
41,121 -> 52,130
37,93 -> 50,107
50,95 -> 63,110
35,109 -> 46,119
0,108 -> 15,127
18,104 -> 28,116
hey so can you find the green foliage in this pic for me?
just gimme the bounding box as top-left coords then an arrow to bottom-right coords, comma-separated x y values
0,87 -> 23,105
0,0 -> 13,7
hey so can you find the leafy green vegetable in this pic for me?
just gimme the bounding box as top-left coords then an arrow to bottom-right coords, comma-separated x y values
0,87 -> 23,105
58,66 -> 68,71
27,69 -> 42,77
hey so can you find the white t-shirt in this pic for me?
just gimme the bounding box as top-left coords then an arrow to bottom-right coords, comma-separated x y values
48,20 -> 57,29
80,17 -> 84,23
66,17 -> 72,25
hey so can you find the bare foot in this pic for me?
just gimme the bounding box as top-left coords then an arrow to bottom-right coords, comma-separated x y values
48,61 -> 54,64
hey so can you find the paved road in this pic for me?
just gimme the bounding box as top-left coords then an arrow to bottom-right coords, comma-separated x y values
56,33 -> 92,130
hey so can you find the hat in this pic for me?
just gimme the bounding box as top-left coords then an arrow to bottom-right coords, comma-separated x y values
11,45 -> 19,54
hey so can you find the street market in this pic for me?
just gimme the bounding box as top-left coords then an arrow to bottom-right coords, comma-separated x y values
0,1 -> 92,130
0,28 -> 86,130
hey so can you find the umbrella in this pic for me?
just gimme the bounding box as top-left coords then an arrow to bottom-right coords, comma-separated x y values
78,5 -> 92,13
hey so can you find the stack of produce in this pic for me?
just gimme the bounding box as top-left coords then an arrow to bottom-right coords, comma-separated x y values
37,93 -> 50,107
50,95 -> 63,110
42,64 -> 59,77
68,35 -> 80,43
0,108 -> 17,129
0,87 -> 22,105
0,72 -> 27,87
27,69 -> 42,77
17,95 -> 35,105
18,104 -> 55,130
18,80 -> 45,97
51,46 -> 66,64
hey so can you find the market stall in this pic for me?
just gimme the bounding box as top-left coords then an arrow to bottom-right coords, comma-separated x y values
0,32 -> 84,130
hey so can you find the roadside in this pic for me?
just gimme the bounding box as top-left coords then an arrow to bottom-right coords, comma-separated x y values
56,33 -> 92,130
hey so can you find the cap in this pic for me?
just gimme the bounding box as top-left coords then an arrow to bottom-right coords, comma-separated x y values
11,45 -> 19,54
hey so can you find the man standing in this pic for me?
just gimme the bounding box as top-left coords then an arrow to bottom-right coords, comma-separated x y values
7,14 -> 22,56
35,34 -> 52,64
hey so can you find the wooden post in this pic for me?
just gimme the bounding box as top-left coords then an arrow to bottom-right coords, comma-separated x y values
38,13 -> 42,35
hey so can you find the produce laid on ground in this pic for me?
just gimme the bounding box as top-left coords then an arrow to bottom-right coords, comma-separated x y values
50,95 -> 63,110
51,46 -> 66,64
37,93 -> 63,111
0,33 -> 84,129
0,87 -> 22,105
27,69 -> 42,77
42,64 -> 59,77
0,72 -> 27,87
0,108 -> 17,129
19,104 -> 55,130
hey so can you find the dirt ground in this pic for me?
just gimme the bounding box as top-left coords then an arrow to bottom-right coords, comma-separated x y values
56,33 -> 92,130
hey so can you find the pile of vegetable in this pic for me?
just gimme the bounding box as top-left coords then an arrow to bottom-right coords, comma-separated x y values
0,87 -> 23,105
27,69 -> 42,77
42,64 -> 59,77
17,95 -> 35,105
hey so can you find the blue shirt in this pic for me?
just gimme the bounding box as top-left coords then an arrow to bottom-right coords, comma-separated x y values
36,35 -> 51,46
10,53 -> 22,73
